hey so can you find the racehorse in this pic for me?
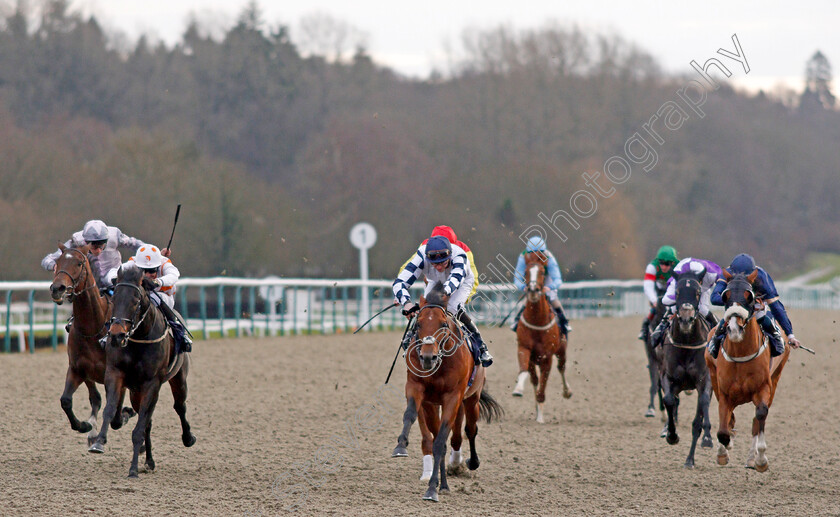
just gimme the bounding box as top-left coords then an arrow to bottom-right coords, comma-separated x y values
49,244 -> 135,445
657,274 -> 713,467
511,250 -> 571,423
705,270 -> 790,471
88,264 -> 195,478
643,300 -> 667,420
396,283 -> 502,502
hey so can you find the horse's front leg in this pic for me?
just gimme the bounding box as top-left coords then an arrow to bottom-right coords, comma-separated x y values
446,405 -> 465,475
423,393 -> 461,502
417,399 -> 437,482
556,339 -> 572,399
750,385 -> 772,472
83,380 -> 102,446
535,356 -> 552,424
700,374 -> 714,449
89,369 -> 124,454
392,397 -> 417,458
685,380 -> 712,468
512,344 -> 530,397
129,382 -> 161,478
661,375 -> 679,445
715,396 -> 733,466
60,368 -> 89,433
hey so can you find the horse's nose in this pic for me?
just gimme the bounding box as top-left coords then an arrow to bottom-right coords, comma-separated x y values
420,352 -> 436,369
109,331 -> 126,347
50,284 -> 65,302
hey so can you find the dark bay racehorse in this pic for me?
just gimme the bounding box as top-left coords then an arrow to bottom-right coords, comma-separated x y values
397,283 -> 502,502
49,244 -> 135,445
706,270 -> 790,471
657,275 -> 713,468
89,265 -> 195,478
643,301 -> 667,420
512,251 -> 571,423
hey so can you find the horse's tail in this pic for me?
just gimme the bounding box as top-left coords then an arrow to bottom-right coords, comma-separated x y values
479,389 -> 504,423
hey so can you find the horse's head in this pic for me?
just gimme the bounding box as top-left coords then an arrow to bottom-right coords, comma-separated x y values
107,264 -> 155,347
413,283 -> 456,371
50,244 -> 92,304
674,273 -> 702,334
524,251 -> 548,303
720,269 -> 758,343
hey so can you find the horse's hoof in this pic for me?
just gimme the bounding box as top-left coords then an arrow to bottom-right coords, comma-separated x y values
78,422 -> 93,434
88,442 -> 105,454
128,471 -> 138,479
422,488 -> 439,502
183,433 -> 196,447
447,462 -> 467,476
563,390 -> 572,399
392,447 -> 408,458
644,407 -> 656,418
684,390 -> 694,396
755,460 -> 769,472
439,487 -> 450,495
512,391 -> 523,397
467,457 -> 480,471
122,407 -> 137,418
717,454 -> 729,466
683,461 -> 695,469
701,436 -> 713,449
666,434 -> 679,446
145,460 -> 155,472
660,426 -> 668,438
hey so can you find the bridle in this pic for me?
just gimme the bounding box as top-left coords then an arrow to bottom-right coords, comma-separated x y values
719,276 -> 766,362
108,281 -> 165,346
54,248 -> 96,303
405,304 -> 464,376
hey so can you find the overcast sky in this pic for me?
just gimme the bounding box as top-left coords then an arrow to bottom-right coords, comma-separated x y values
76,0 -> 838,93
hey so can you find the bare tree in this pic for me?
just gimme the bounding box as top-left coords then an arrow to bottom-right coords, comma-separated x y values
293,12 -> 367,63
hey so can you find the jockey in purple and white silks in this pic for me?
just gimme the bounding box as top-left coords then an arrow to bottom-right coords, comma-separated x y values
510,236 -> 571,336
706,253 -> 801,359
393,235 -> 492,367
651,257 -> 723,347
42,219 -> 146,288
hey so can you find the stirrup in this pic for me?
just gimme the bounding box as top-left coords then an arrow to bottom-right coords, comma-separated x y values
479,351 -> 494,367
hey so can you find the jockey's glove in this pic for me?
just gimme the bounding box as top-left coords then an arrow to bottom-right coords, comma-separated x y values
443,285 -> 453,296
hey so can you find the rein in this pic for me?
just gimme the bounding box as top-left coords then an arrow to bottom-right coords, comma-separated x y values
110,282 -> 165,344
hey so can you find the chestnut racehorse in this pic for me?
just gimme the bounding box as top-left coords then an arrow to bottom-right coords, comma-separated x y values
89,265 -> 195,478
49,244 -> 135,445
511,251 -> 571,423
398,283 -> 502,502
705,270 -> 790,471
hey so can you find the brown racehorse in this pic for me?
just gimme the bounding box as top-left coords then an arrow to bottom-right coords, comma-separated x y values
49,244 -> 135,445
705,270 -> 790,471
511,251 -> 571,423
399,283 -> 502,502
89,264 -> 195,478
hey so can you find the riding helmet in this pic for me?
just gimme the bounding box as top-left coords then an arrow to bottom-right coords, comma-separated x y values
425,236 -> 452,264
132,245 -> 164,269
82,220 -> 109,243
730,253 -> 756,274
526,236 -> 547,253
655,245 -> 678,264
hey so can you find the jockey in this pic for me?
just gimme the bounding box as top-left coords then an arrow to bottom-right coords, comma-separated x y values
106,244 -> 192,353
650,257 -> 722,347
399,225 -> 479,301
511,236 -> 570,336
393,235 -> 493,367
638,245 -> 679,341
706,253 -> 801,359
42,219 -> 146,289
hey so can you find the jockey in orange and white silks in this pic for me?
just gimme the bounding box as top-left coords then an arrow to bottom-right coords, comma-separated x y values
107,245 -> 192,352
42,219 -> 145,288
392,235 -> 492,367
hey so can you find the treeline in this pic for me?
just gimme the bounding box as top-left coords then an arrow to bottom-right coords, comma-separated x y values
1,1 -> 838,281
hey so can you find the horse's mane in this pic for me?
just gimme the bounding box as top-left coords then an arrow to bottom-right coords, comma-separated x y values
425,282 -> 448,306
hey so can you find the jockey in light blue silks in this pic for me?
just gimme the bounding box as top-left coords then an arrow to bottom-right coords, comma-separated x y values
706,253 -> 801,359
511,236 -> 571,336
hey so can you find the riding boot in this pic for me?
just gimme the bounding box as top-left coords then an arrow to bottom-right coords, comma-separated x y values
707,320 -> 727,359
459,311 -> 493,367
158,302 -> 193,353
757,315 -> 785,357
553,307 -> 570,336
400,316 -> 418,351
638,318 -> 650,341
704,311 -> 718,328
65,315 -> 74,333
650,316 -> 671,349
509,306 -> 525,332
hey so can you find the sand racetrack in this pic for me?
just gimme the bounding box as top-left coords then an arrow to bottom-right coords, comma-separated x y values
0,311 -> 837,516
